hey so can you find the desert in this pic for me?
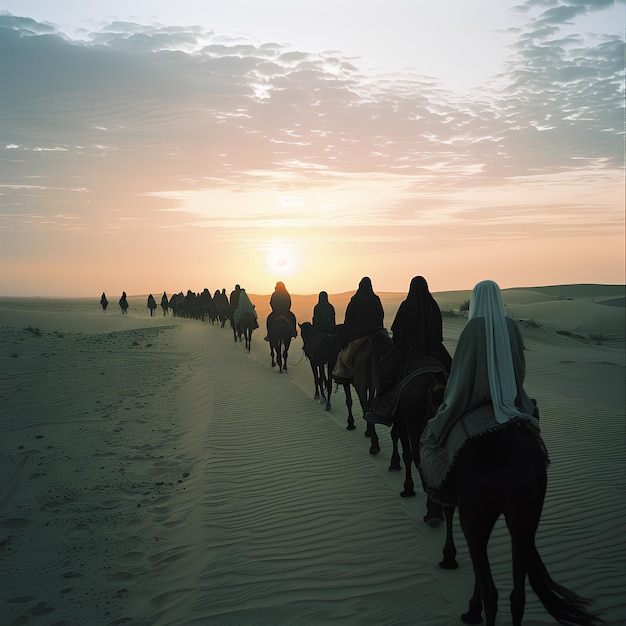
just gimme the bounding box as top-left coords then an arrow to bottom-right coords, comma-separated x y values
0,284 -> 624,625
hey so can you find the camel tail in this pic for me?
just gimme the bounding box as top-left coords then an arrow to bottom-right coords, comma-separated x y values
527,547 -> 605,626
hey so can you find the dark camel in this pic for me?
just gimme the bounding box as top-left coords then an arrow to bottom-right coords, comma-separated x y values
436,424 -> 604,626
299,322 -> 340,411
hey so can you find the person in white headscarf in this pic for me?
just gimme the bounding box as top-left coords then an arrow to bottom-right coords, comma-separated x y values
419,280 -> 540,495
233,288 -> 258,328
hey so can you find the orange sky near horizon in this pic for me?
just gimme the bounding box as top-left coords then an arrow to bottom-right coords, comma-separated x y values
0,4 -> 624,297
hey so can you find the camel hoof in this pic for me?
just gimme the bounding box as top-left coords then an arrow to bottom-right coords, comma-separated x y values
325,405 -> 331,412
401,490 -> 416,498
424,514 -> 444,528
461,610 -> 481,624
346,424 -> 356,431
439,558 -> 459,570
388,463 -> 401,472
369,444 -> 380,455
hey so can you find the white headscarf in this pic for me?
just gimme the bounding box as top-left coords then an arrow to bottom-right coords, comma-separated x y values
469,280 -> 523,424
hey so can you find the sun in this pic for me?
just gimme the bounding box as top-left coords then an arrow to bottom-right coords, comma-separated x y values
264,240 -> 302,278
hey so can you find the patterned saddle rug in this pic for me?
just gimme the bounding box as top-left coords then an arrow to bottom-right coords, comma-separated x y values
419,402 -> 547,505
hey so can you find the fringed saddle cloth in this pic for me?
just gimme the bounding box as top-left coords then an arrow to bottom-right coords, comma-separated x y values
419,403 -> 548,505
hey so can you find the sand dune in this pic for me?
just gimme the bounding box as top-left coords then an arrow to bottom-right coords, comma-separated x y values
0,285 -> 624,625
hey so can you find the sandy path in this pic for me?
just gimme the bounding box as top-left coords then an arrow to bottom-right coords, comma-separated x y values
1,304 -> 624,625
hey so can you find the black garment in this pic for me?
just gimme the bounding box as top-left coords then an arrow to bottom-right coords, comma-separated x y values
229,285 -> 242,313
390,276 -> 452,371
342,277 -> 384,346
266,282 -> 296,337
119,292 -> 129,314
270,281 -> 291,315
313,291 -> 336,333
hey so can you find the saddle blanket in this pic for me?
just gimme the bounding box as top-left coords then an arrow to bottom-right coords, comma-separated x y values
419,403 -> 547,505
331,337 -> 368,382
303,329 -> 336,360
370,355 -> 448,419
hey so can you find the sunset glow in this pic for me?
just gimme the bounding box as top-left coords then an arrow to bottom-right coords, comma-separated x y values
0,1 -> 624,297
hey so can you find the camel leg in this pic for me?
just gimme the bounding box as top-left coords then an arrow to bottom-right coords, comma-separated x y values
366,422 -> 380,455
460,505 -> 499,626
310,361 -> 320,400
505,489 -> 541,626
462,578 -> 484,625
440,505 -> 458,569
398,425 -> 415,495
343,383 -> 355,430
323,364 -> 332,411
388,423 -> 402,472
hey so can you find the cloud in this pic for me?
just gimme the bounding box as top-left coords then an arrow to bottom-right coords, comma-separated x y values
0,8 -> 623,240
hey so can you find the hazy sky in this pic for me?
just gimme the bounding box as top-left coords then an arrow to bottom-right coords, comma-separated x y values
1,0 -> 624,297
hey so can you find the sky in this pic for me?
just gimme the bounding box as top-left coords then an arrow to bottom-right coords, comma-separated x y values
0,0 -> 624,297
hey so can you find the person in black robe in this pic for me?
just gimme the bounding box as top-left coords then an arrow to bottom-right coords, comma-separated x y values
119,291 -> 129,314
265,281 -> 297,339
390,276 -> 452,370
312,291 -> 336,334
341,277 -> 384,346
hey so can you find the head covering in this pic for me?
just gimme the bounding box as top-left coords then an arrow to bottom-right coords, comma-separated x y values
313,291 -> 336,332
357,276 -> 373,293
391,276 -> 443,355
469,280 -> 523,424
270,282 -> 291,314
343,277 -> 384,342
234,288 -> 257,323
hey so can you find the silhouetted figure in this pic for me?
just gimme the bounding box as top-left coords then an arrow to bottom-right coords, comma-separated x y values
265,281 -> 297,340
333,277 -> 386,382
385,275 -> 452,376
341,277 -> 384,345
119,291 -> 129,314
312,291 -> 336,333
229,284 -> 242,317
100,292 -> 108,312
198,288 -> 212,321
161,292 -> 169,316
367,275 -> 452,425
147,294 -> 157,317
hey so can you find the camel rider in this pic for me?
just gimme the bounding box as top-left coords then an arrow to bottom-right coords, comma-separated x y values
333,277 -> 388,381
234,289 -> 259,328
366,275 -> 452,426
229,284 -> 242,317
265,281 -> 297,340
341,277 -> 384,346
312,291 -> 336,334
